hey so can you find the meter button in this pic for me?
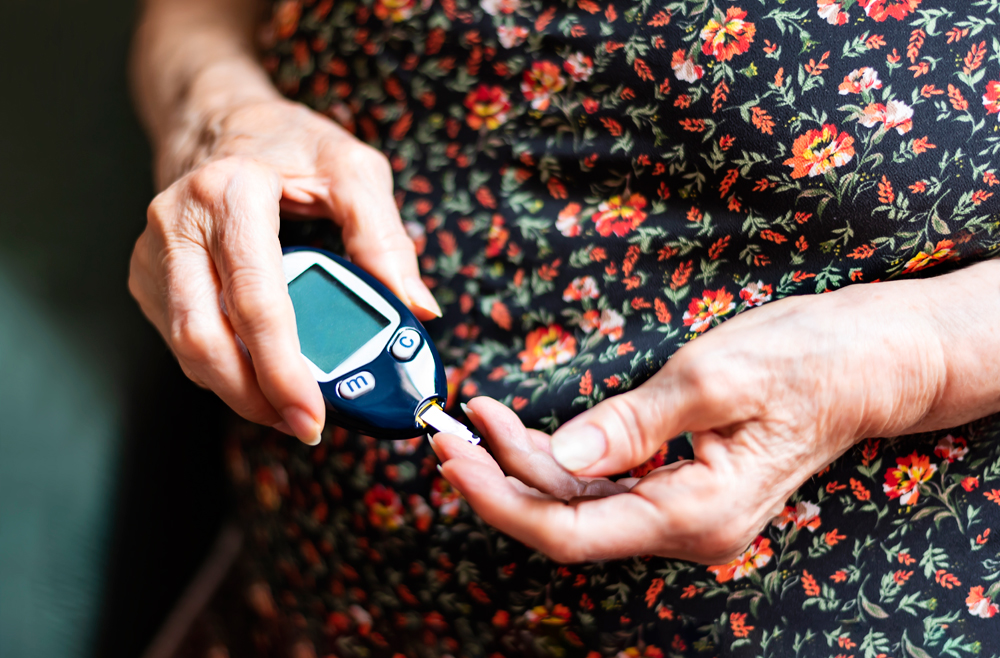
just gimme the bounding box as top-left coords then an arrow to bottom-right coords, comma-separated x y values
390,328 -> 422,361
337,372 -> 376,400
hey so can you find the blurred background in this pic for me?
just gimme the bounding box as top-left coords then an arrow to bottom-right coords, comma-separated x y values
0,1 -> 228,656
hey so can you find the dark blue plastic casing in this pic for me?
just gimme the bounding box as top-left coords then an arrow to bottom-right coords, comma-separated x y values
282,247 -> 447,440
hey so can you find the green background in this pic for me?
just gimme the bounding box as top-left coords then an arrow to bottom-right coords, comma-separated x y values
0,1 -> 227,656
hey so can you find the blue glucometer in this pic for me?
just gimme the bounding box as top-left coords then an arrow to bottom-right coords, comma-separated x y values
282,247 -> 476,442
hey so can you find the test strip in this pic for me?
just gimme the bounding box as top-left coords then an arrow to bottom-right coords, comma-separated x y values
417,404 -> 480,445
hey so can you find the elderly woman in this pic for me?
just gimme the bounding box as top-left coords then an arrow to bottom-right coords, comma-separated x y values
130,0 -> 1000,654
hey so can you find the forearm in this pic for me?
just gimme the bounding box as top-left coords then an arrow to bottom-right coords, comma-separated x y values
918,257 -> 1000,431
130,0 -> 279,186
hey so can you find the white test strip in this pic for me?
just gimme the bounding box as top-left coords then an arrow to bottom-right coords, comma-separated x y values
418,405 -> 480,445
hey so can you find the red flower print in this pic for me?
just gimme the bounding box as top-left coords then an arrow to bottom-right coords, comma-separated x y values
518,324 -> 577,371
783,124 -> 856,179
464,85 -> 511,130
619,647 -> 664,658
708,537 -> 774,583
962,476 -> 980,492
591,193 -> 648,236
564,52 -> 594,82
859,0 -> 921,22
883,452 -> 936,505
901,239 -> 955,274
521,61 -> 566,111
480,0 -> 521,15
563,276 -> 600,302
497,25 -> 528,48
364,484 -> 405,530
580,308 -> 626,341
983,80 -> 1000,116
670,49 -> 704,82
739,281 -> 773,307
485,216 -> 509,258
772,501 -> 822,532
700,7 -> 756,63
557,202 -> 583,236
933,435 -> 969,463
966,586 -> 999,618
683,288 -> 736,333
859,100 -> 913,134
839,67 -> 882,95
817,0 -> 849,25
374,0 -> 418,22
408,494 -> 433,531
430,477 -> 462,520
524,604 -> 571,627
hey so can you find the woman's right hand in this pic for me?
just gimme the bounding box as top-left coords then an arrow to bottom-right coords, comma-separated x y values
129,97 -> 440,445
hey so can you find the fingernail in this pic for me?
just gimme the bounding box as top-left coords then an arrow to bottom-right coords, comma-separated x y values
280,405 -> 323,446
427,433 -> 440,454
272,421 -> 294,437
550,425 -> 607,472
459,402 -> 475,419
436,463 -> 445,476
404,276 -> 443,318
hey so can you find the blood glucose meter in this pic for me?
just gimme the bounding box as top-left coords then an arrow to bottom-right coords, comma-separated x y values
282,246 -> 478,443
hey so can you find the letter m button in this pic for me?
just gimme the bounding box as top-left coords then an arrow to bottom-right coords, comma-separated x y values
337,371 -> 376,400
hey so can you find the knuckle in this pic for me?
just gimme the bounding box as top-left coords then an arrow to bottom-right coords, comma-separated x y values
345,143 -> 392,177
225,269 -> 279,331
675,355 -> 729,408
605,395 -> 659,462
169,312 -> 216,367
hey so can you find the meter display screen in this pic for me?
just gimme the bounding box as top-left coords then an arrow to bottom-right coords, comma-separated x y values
287,265 -> 390,372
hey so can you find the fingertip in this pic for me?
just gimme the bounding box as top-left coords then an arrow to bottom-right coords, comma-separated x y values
403,276 -> 442,319
280,405 -> 324,446
550,424 -> 608,473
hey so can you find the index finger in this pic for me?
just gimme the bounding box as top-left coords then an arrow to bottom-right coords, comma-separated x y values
440,433 -> 761,563
206,159 -> 326,445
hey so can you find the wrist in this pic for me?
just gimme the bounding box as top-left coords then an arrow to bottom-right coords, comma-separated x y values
152,57 -> 282,188
915,258 -> 1000,430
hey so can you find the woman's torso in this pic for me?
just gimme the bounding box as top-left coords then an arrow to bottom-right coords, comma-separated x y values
213,1 -> 1000,656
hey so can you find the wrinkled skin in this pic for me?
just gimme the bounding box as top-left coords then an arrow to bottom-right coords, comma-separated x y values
129,99 -> 440,444
432,266 -> 1000,564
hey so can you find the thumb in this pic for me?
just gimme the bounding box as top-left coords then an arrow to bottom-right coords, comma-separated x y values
549,361 -> 741,476
323,143 -> 441,321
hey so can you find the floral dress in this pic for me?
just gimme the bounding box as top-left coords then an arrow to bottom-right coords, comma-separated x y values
178,1 -> 1000,656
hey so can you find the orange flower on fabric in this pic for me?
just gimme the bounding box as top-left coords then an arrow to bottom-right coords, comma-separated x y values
966,586 -> 999,618
464,85 -> 511,130
817,0 -> 849,25
364,484 -> 405,530
683,289 -> 736,333
859,0 -> 921,22
883,452 -> 936,505
524,604 -> 571,627
700,7 -> 756,62
839,67 -> 882,95
772,501 -> 822,532
783,124 -> 856,179
901,239 -> 955,274
521,61 -> 566,111
591,193 -> 648,237
983,80 -> 1000,116
374,0 -> 418,21
708,537 -> 773,583
518,324 -> 577,372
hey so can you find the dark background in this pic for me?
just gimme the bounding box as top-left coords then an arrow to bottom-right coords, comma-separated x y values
0,1 -> 228,656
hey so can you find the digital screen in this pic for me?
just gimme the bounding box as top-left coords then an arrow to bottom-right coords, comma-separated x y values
287,265 -> 390,372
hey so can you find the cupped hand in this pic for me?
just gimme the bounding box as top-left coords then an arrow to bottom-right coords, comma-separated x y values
430,278 -> 967,564
129,99 -> 440,444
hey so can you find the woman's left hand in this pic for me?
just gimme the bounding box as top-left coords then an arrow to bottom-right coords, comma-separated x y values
431,261 -> 1000,564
